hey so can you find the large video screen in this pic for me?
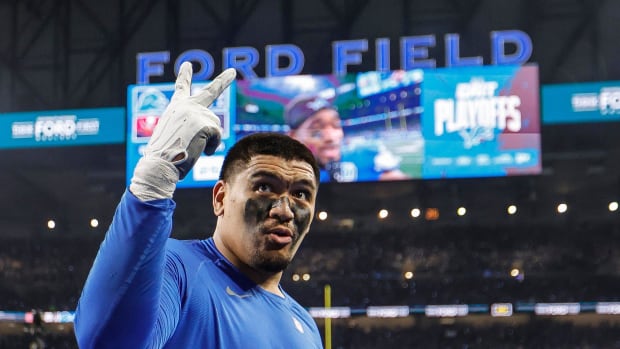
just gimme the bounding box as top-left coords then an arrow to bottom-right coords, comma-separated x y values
126,65 -> 541,187
126,82 -> 236,188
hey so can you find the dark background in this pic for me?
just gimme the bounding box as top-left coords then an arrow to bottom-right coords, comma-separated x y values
1,0 -> 620,236
1,1 -> 620,348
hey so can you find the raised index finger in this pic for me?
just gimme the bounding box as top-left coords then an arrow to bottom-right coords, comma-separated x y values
191,68 -> 237,107
171,61 -> 193,101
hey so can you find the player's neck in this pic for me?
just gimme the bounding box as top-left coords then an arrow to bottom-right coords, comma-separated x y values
257,273 -> 284,297
212,233 -> 284,296
242,265 -> 284,297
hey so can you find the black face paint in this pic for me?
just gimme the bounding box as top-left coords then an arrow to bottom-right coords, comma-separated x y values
244,197 -> 272,228
243,195 -> 314,273
271,197 -> 287,209
292,202 -> 312,236
243,196 -> 313,236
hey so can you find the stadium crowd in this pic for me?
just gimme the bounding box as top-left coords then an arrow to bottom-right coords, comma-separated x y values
0,220 -> 618,347
1,319 -> 620,348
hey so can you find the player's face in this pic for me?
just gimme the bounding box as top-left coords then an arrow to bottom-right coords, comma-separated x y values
215,155 -> 317,274
290,109 -> 344,167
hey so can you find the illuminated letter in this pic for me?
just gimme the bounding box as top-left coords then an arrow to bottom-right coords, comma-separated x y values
333,39 -> 368,76
434,99 -> 454,136
266,44 -> 304,77
445,34 -> 483,67
137,51 -> 170,84
376,38 -> 390,72
175,49 -> 215,81
401,35 -> 436,70
223,47 -> 259,79
491,30 -> 532,65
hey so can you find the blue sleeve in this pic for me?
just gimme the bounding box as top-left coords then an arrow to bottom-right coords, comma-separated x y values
74,189 -> 181,349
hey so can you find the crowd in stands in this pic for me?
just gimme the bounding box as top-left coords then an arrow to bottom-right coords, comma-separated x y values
0,332 -> 74,349
1,320 -> 620,348
283,221 -> 620,307
0,220 -> 618,347
0,235 -> 99,312
329,320 -> 620,348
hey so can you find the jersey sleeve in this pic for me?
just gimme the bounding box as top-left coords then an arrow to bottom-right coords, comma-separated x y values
74,189 -> 178,349
148,246 -> 187,348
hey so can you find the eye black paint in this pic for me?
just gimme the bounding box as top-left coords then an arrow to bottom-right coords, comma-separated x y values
244,196 -> 313,235
244,197 -> 272,226
292,205 -> 312,235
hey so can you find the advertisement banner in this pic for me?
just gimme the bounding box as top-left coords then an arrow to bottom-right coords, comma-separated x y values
421,65 -> 541,178
542,81 -> 620,124
1,108 -> 125,149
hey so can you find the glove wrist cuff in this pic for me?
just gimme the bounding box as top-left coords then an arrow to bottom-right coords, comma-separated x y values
130,156 -> 180,201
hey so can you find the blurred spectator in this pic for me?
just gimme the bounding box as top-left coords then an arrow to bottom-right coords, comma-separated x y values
0,220 -> 618,347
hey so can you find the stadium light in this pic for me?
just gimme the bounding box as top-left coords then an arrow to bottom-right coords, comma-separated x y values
378,209 -> 389,219
609,201 -> 619,212
90,218 -> 99,228
403,271 -> 414,280
557,203 -> 568,214
47,219 -> 56,230
507,205 -> 517,215
456,207 -> 467,216
317,211 -> 328,220
410,208 -> 421,218
425,208 -> 440,221
292,274 -> 300,282
302,273 -> 311,281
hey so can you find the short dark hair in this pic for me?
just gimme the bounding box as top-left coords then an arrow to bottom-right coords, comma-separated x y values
219,132 -> 320,185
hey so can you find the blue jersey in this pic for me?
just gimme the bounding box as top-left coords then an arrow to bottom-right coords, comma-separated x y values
74,190 -> 323,349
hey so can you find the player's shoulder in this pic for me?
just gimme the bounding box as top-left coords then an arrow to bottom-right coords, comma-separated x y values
166,237 -> 198,249
165,238 -> 212,261
281,289 -> 310,313
282,290 -> 321,334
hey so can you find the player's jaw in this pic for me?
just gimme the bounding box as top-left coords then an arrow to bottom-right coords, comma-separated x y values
241,189 -> 314,274
249,223 -> 300,273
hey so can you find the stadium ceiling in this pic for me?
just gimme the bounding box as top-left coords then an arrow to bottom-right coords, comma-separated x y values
1,0 -> 620,236
0,0 -> 617,111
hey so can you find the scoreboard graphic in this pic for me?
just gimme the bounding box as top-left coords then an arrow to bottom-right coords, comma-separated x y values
126,65 -> 541,187
421,65 -> 541,178
127,82 -> 235,188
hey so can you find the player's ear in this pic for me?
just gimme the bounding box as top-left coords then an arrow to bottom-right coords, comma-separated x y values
212,180 -> 226,216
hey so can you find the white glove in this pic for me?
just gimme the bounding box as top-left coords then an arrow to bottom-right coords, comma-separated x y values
130,62 -> 236,201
